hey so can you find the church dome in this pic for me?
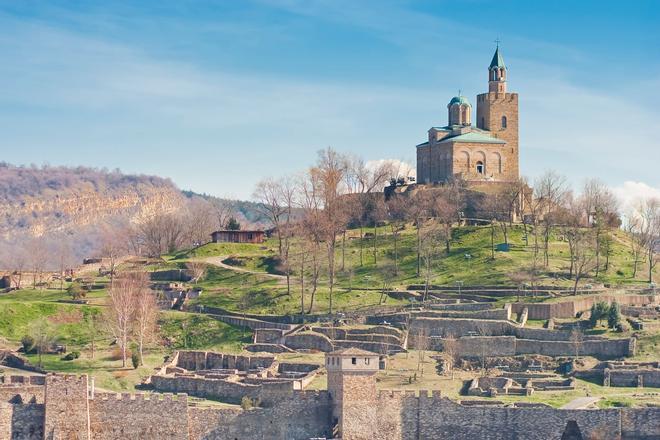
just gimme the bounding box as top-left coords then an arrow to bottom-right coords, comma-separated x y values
448,95 -> 471,107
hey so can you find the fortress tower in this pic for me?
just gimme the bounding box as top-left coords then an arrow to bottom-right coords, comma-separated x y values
326,348 -> 379,440
43,374 -> 90,440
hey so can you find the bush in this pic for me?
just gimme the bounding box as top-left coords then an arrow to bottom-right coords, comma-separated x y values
20,335 -> 35,354
62,351 -> 80,361
67,282 -> 86,300
240,396 -> 259,410
608,302 -> 621,329
109,346 -> 130,361
131,351 -> 141,369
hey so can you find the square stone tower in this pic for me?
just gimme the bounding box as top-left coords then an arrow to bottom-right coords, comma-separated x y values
43,374 -> 90,440
326,348 -> 380,440
476,45 -> 519,180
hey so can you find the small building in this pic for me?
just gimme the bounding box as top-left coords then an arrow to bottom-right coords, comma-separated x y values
210,230 -> 265,244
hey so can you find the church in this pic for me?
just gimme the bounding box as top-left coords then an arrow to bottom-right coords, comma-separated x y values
416,46 -> 519,184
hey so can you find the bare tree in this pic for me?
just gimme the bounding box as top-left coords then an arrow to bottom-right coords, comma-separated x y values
534,171 -> 569,266
106,273 -> 140,367
443,334 -> 458,379
572,230 -> 597,295
133,276 -> 159,365
638,198 -> 659,283
82,307 -> 103,360
26,238 -> 49,290
386,195 -> 408,275
186,261 -> 207,284
581,179 -> 618,277
184,198 -> 219,247
138,213 -> 185,256
211,199 -> 235,230
419,222 -> 445,302
570,327 -> 583,360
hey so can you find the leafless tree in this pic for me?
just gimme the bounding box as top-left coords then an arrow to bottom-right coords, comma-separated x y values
378,263 -> 396,305
409,191 -> 432,276
184,198 -> 219,247
419,222 -> 445,302
570,327 -> 583,360
386,195 -> 408,275
211,199 -> 235,230
534,171 -> 569,266
26,238 -> 49,290
581,179 -> 619,276
312,148 -> 349,314
133,275 -> 158,366
106,273 -> 140,367
138,213 -> 185,256
443,334 -> 458,379
55,240 -> 75,291
187,261 -> 207,284
572,230 -> 597,295
637,198 -> 659,283
625,214 -> 647,279
99,225 -> 126,288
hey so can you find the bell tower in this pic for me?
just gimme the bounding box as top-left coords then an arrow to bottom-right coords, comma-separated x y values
476,43 -> 519,180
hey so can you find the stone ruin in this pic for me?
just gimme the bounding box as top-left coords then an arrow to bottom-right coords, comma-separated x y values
576,361 -> 660,388
146,350 -> 321,405
467,372 -> 576,397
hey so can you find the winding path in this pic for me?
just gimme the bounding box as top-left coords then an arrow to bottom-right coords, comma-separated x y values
200,256 -> 287,283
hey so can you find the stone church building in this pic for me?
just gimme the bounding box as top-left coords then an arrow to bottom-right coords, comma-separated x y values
416,46 -> 519,184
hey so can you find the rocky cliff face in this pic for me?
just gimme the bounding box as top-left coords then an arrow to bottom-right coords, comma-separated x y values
0,164 -> 185,239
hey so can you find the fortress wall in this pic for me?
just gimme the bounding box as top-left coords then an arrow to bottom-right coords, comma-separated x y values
253,328 -> 285,343
409,317 -> 513,339
150,374 -> 295,406
284,332 -> 334,352
89,393 -> 188,439
0,402 -> 44,440
333,339 -> 404,354
430,303 -> 495,311
0,375 -> 46,403
187,390 -> 332,440
416,398 -> 621,440
175,351 -> 274,371
606,369 -> 660,387
511,295 -> 659,320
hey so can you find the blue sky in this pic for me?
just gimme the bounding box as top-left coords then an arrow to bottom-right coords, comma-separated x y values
0,0 -> 658,201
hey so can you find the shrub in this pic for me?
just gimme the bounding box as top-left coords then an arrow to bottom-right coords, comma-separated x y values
608,302 -> 621,329
67,282 -> 86,300
131,351 -> 141,369
240,396 -> 259,410
20,335 -> 35,353
62,351 -> 80,361
109,346 -> 131,361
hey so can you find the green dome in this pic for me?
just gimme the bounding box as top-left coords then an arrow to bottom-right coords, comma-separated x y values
448,95 -> 471,107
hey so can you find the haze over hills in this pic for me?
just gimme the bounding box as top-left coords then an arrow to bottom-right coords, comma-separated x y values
0,163 -> 266,263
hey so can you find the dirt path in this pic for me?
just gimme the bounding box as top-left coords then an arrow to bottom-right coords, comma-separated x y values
200,256 -> 287,284
560,397 -> 600,409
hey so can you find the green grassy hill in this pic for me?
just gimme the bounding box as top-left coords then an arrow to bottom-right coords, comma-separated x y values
177,223 -> 656,316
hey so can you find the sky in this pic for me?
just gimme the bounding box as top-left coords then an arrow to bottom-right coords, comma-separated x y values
0,0 -> 658,202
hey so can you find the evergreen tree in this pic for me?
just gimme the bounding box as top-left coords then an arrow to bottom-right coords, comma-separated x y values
607,301 -> 621,329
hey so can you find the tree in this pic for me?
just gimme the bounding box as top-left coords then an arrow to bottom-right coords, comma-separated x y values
28,318 -> 56,368
409,191 -> 432,277
607,301 -> 621,329
26,238 -> 49,290
99,225 -> 126,288
106,273 -> 139,367
534,171 -> 569,266
82,307 -> 103,359
570,327 -> 583,360
572,230 -> 597,295
133,277 -> 158,366
581,179 -> 618,277
67,281 -> 86,300
589,301 -> 610,328
442,334 -> 458,379
187,261 -> 207,284
386,195 -> 408,275
138,213 -> 185,256
638,198 -> 659,283
183,197 -> 219,247
226,217 -> 241,231
312,148 -> 349,314
419,222 -> 445,302
378,264 -> 396,305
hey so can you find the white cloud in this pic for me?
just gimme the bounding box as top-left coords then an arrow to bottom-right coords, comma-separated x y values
611,181 -> 660,214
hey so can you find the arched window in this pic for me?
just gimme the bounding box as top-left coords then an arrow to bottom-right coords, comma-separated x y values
501,115 -> 507,129
476,161 -> 484,174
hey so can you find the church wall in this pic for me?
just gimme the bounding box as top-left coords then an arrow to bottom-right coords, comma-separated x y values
450,142 -> 509,181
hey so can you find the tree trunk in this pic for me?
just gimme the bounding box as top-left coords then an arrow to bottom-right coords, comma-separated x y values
373,223 -> 377,267
341,231 -> 346,271
416,221 -> 421,277
300,254 -> 305,316
392,225 -> 399,275
359,224 -> 364,267
491,222 -> 495,260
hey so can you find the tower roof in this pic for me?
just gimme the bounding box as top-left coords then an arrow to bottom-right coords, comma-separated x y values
489,46 -> 506,69
448,95 -> 471,107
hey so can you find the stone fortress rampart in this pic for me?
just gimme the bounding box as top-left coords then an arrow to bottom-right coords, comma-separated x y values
0,359 -> 658,439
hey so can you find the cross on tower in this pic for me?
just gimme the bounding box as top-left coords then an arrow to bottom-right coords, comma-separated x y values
458,89 -> 462,96
494,38 -> 501,47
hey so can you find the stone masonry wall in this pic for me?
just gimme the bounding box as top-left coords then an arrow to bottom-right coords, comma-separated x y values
0,402 -> 44,440
187,390 -> 332,440
88,392 -> 188,439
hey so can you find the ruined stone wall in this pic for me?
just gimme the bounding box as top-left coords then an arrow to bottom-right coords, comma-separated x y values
510,295 -> 659,320
606,368 -> 660,387
187,390 -> 332,440
150,374 -> 293,406
88,393 -> 188,439
0,402 -> 44,440
284,332 -> 334,352
175,351 -> 274,371
253,328 -> 284,343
